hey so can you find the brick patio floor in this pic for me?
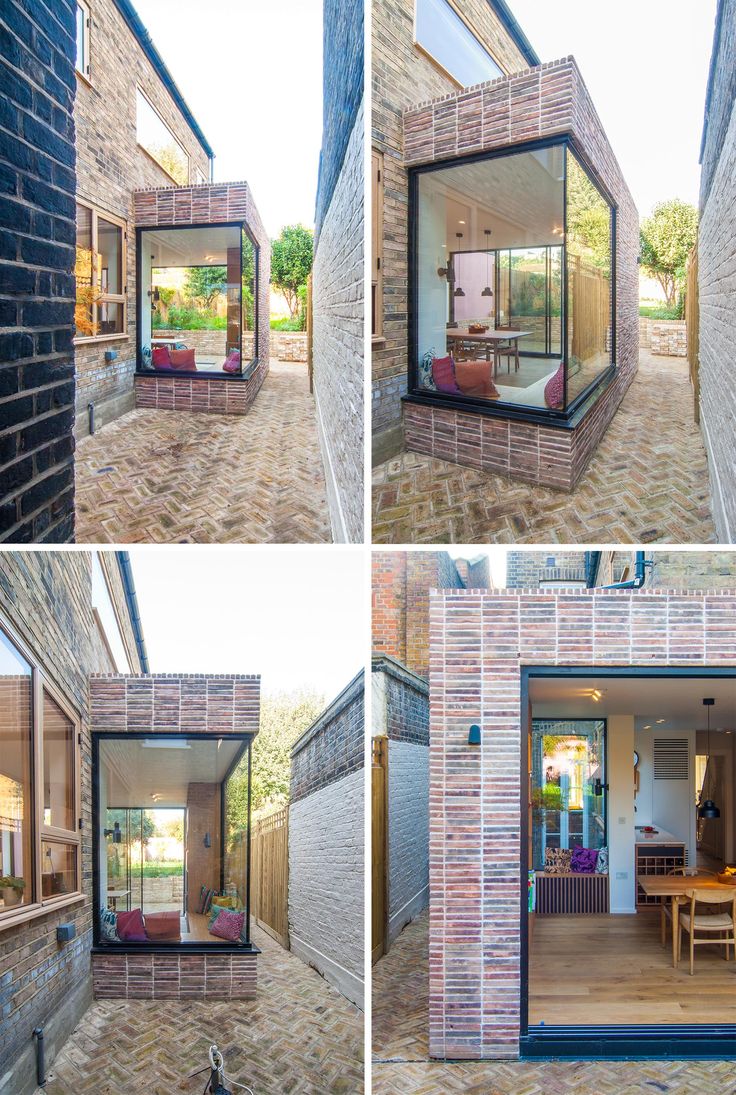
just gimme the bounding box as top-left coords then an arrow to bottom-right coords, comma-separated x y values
372,351 -> 717,544
36,925 -> 363,1095
75,360 -> 331,544
372,912 -> 736,1095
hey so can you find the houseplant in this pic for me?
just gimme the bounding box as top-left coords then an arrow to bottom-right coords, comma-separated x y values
1,876 -> 25,907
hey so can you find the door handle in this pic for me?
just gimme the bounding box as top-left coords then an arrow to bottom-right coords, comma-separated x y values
593,778 -> 608,796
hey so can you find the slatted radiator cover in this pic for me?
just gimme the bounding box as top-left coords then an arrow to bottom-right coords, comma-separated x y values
535,872 -> 610,915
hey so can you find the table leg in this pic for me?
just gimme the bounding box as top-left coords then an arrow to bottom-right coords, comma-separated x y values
672,896 -> 679,967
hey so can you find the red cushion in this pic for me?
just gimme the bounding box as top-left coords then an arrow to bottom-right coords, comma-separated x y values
544,362 -> 565,409
169,348 -> 196,371
455,360 -> 499,399
209,907 -> 245,942
152,346 -> 172,369
431,355 -> 461,395
222,350 -> 240,374
145,911 -> 181,941
116,908 -> 147,942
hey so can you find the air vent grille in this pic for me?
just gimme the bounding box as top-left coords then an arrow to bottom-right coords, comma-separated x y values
653,738 -> 689,780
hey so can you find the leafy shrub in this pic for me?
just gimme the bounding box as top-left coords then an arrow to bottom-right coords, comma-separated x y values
270,316 -> 303,331
639,303 -> 681,320
153,307 -> 226,331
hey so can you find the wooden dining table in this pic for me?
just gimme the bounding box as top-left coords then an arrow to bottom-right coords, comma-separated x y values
636,874 -> 735,967
446,329 -> 531,371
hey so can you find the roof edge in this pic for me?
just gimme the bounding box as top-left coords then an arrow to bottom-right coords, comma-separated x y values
487,0 -> 540,68
113,0 -> 214,160
699,0 -> 726,164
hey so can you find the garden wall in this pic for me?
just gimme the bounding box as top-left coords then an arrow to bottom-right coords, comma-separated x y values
271,332 -> 308,362
639,317 -> 687,355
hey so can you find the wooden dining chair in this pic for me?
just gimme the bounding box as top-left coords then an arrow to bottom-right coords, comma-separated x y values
493,326 -> 520,375
660,867 -> 715,946
677,887 -> 736,975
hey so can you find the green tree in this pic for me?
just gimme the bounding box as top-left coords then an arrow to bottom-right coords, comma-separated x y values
184,266 -> 227,310
640,199 -> 698,312
271,225 -> 314,319
225,689 -> 326,837
106,809 -> 156,845
567,156 -> 612,270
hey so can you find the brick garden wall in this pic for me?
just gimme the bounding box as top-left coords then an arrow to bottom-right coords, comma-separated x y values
73,0 -> 211,437
270,332 -> 308,363
506,550 -> 736,591
429,587 -> 736,1060
289,671 -> 364,1005
639,317 -> 687,355
401,58 -> 640,491
0,552 -> 138,1095
0,0 -> 77,543
698,0 -> 736,543
371,0 -> 531,462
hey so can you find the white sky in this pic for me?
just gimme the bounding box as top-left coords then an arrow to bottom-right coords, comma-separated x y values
509,0 -> 718,218
132,0 -> 323,238
126,548 -> 364,699
448,548 -> 507,587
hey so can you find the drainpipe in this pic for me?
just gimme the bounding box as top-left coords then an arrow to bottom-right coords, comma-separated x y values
601,551 -> 652,590
33,1028 -> 45,1086
117,552 -> 149,673
585,550 -> 601,588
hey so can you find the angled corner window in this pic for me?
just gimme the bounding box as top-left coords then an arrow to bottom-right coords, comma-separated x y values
410,139 -> 615,419
415,0 -> 503,87
136,88 -> 189,186
76,0 -> 90,79
138,223 -> 258,376
75,201 -> 127,341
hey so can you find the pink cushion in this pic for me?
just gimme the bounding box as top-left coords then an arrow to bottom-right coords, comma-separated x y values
144,911 -> 181,941
222,350 -> 240,374
209,907 -> 245,942
544,362 -> 565,409
169,348 -> 196,371
152,346 -> 173,369
431,355 -> 461,395
455,360 -> 499,399
116,908 -> 147,942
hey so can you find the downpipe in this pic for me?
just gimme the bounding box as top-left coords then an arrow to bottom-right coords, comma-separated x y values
33,1027 -> 45,1087
601,550 -> 652,590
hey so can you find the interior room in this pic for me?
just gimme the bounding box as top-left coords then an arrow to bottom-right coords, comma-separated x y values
138,224 -> 257,376
96,734 -> 251,946
414,141 -> 613,412
527,674 -> 736,1028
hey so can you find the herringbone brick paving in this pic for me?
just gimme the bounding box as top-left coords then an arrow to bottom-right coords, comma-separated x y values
75,361 -> 332,544
372,912 -> 736,1095
372,351 -> 717,544
36,925 -> 363,1095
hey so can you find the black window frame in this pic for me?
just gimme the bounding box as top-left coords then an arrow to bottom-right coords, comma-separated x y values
91,730 -> 257,955
135,220 -> 260,382
406,134 -> 618,429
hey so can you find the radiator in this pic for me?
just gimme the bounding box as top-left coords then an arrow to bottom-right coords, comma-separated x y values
535,872 -> 610,915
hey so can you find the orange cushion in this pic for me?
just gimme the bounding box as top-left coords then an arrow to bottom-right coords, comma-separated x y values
169,348 -> 197,371
144,911 -> 181,941
455,359 -> 499,399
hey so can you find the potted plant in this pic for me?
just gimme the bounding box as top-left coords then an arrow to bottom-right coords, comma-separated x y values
1,876 -> 25,907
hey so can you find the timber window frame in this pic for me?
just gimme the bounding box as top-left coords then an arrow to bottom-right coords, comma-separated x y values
413,0 -> 504,89
76,0 -> 91,81
372,150 -> 384,341
0,613 -> 82,933
74,199 -> 128,344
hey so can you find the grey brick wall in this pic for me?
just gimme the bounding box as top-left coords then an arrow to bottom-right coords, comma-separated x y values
699,0 -> 736,543
290,670 -> 364,803
0,551 -> 139,1095
0,0 -> 77,543
312,103 -> 365,543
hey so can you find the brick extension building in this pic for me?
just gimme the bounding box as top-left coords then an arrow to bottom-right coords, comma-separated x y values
372,0 -> 639,492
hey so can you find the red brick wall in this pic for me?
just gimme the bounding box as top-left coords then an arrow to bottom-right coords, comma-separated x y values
185,783 -> 221,913
134,363 -> 267,416
402,58 -> 639,490
89,674 -> 261,736
429,588 -> 736,1060
92,950 -> 256,1000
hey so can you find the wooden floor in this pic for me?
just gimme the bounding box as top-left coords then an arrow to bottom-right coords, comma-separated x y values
529,912 -> 736,1026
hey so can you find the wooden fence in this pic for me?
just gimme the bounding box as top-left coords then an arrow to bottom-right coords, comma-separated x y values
686,243 -> 700,424
227,806 -> 290,949
372,736 -> 387,964
570,256 -> 610,364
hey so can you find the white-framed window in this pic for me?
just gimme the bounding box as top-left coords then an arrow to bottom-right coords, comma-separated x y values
91,554 -> 132,673
75,200 -> 127,342
136,87 -> 189,186
76,0 -> 91,80
414,0 -> 503,87
0,617 -> 82,931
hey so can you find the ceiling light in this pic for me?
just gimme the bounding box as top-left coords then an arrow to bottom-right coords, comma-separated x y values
656,718 -> 665,723
458,220 -> 466,225
141,738 -> 191,749
643,724 -> 651,730
699,698 -> 720,819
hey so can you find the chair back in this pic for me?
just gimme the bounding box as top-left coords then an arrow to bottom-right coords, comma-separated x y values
669,866 -> 707,877
684,887 -> 736,920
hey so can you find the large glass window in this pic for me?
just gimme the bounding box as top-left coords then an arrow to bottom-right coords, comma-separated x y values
0,631 -> 33,914
75,201 -> 127,341
139,224 -> 258,376
415,0 -> 503,87
412,141 -> 614,415
136,89 -> 189,186
96,735 -> 252,947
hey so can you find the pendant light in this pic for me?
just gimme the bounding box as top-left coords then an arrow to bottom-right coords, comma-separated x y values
698,697 -> 720,819
453,233 -> 465,297
481,229 -> 494,298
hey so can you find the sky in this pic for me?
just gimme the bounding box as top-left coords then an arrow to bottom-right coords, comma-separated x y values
132,0 -> 323,238
127,548 -> 365,699
509,0 -> 718,218
449,548 -> 507,586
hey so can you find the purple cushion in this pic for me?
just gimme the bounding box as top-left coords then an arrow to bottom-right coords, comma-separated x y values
570,846 -> 599,874
116,908 -> 147,942
431,355 -> 462,395
544,362 -> 564,409
209,908 -> 245,942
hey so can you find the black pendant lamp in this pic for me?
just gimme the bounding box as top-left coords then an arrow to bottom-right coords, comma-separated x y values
481,229 -> 494,297
698,697 -> 720,819
453,233 -> 465,297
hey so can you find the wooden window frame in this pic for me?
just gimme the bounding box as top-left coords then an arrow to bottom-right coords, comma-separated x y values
74,200 -> 128,345
0,613 -> 83,933
136,86 -> 190,187
413,0 -> 504,89
372,150 -> 384,342
76,0 -> 91,82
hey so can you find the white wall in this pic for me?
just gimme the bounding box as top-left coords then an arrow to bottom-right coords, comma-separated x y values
288,767 -> 364,1007
608,715 -> 636,913
635,726 -> 697,865
388,740 -> 429,942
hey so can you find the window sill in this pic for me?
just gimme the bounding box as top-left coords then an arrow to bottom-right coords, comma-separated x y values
92,940 -> 262,956
0,893 -> 85,933
75,70 -> 93,90
372,336 -> 387,347
74,333 -> 129,345
136,358 -> 260,381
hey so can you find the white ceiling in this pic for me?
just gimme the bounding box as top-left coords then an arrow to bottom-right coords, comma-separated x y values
530,675 -> 736,732
101,737 -> 243,808
144,225 -> 240,268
